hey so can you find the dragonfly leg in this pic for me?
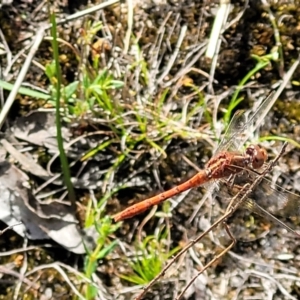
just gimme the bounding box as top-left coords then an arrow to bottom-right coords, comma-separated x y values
222,222 -> 237,245
226,173 -> 236,188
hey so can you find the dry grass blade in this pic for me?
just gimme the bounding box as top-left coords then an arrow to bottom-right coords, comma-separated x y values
123,0 -> 134,54
205,0 -> 232,60
52,0 -> 120,28
0,26 -> 45,130
244,270 -> 298,300
0,222 -> 22,235
252,56 -> 300,132
25,262 -> 87,300
157,25 -> 187,84
135,142 -> 288,300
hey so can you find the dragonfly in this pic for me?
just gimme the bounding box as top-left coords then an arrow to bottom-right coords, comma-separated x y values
113,144 -> 267,221
112,93 -> 300,237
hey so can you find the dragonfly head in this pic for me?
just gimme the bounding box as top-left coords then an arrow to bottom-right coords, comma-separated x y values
246,144 -> 268,169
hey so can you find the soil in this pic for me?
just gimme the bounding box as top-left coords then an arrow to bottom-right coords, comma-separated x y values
1,0 -> 300,299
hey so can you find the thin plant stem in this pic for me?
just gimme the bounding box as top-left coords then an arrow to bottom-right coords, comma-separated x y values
224,52 -> 278,124
49,9 -> 76,208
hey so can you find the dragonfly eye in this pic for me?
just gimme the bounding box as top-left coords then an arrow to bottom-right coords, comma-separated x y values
246,145 -> 268,169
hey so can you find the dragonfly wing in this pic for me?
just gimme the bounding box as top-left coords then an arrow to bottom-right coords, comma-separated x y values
250,178 -> 300,217
212,191 -> 269,242
213,172 -> 300,241
215,91 -> 276,154
242,197 -> 300,236
216,110 -> 247,153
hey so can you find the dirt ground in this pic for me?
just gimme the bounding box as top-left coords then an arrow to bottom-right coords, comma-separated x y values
1,0 -> 300,299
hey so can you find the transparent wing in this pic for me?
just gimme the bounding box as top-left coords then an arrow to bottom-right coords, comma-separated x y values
214,172 -> 300,241
216,110 -> 247,153
215,91 -> 276,154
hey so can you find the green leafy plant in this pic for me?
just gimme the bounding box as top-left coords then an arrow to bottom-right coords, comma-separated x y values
120,228 -> 181,285
82,188 -> 123,300
45,60 -> 80,113
83,216 -> 120,300
82,68 -> 124,115
224,49 -> 279,125
0,80 -> 50,99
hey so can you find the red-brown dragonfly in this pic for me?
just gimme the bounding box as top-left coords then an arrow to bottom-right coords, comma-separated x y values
113,144 -> 267,222
113,94 -> 300,237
